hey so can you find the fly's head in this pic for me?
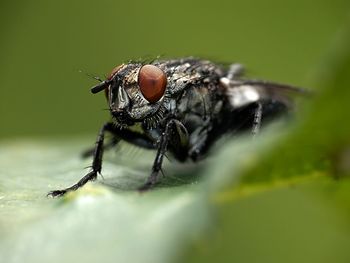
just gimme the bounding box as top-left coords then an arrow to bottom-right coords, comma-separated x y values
91,63 -> 168,127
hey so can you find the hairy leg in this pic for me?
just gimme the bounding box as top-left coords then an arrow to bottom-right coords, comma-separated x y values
226,63 -> 245,80
48,123 -> 156,197
252,102 -> 263,138
48,122 -> 113,197
81,127 -> 156,158
138,119 -> 189,191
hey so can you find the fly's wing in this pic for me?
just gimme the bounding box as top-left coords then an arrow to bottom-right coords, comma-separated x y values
220,77 -> 309,110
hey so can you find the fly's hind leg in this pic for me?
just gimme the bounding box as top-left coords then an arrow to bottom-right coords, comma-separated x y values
252,102 -> 263,138
220,63 -> 245,87
226,63 -> 245,80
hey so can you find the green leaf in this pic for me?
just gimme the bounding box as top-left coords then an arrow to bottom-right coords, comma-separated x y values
0,140 -> 211,263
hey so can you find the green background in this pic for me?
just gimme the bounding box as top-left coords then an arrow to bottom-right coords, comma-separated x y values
0,0 -> 348,138
1,1 -> 350,263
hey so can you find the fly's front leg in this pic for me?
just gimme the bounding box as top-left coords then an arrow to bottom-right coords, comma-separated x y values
138,119 -> 186,191
81,128 -> 156,158
48,122 -> 115,197
81,137 -> 119,158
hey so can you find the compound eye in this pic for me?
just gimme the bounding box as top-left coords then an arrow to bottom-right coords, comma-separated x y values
138,65 -> 167,103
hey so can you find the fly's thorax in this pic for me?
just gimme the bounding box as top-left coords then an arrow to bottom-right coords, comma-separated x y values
157,58 -> 225,95
172,82 -> 225,135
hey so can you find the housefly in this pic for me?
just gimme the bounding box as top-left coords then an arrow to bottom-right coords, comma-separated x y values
48,57 -> 305,197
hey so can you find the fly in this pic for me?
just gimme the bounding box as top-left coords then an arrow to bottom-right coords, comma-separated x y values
48,57 -> 306,197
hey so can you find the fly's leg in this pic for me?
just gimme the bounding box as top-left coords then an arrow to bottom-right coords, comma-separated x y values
138,119 -> 188,191
48,123 -> 157,197
82,137 -> 119,158
81,128 -> 156,158
220,63 -> 245,88
252,102 -> 263,137
167,120 -> 189,162
188,125 -> 211,161
48,122 -> 115,197
226,63 -> 245,80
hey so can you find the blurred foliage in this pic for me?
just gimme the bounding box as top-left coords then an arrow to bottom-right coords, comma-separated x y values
1,1 -> 350,263
0,0 -> 349,138
184,18 -> 350,263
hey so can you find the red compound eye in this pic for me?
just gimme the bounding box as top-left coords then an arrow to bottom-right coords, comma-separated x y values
138,65 -> 167,103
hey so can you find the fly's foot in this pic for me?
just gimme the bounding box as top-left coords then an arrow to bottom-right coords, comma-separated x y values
138,182 -> 153,192
47,189 -> 68,198
47,170 -> 99,198
138,172 -> 159,192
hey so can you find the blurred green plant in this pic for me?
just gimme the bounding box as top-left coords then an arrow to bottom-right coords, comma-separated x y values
184,19 -> 350,263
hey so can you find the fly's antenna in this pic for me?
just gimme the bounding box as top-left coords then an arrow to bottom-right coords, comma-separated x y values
91,80 -> 111,94
78,70 -> 110,94
78,70 -> 104,82
87,74 -> 104,83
